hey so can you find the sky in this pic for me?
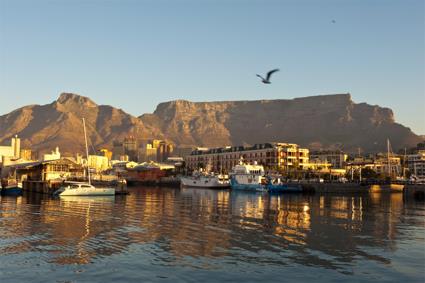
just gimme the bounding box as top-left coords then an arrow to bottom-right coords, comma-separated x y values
0,0 -> 424,134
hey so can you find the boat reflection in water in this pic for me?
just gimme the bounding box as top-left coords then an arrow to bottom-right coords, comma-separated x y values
0,187 -> 423,282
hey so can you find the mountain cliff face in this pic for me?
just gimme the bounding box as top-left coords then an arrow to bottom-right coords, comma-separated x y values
139,93 -> 420,152
0,93 -> 421,155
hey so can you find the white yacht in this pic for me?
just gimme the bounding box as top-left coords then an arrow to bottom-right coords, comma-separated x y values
54,118 -> 115,196
55,182 -> 115,196
180,172 -> 230,189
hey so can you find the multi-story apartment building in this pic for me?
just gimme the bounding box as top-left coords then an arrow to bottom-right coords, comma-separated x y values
185,142 -> 309,173
407,150 -> 425,179
309,150 -> 348,169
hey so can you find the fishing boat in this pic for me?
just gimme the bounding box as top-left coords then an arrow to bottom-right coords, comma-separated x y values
0,179 -> 23,196
54,118 -> 115,197
180,172 -> 230,189
230,161 -> 302,193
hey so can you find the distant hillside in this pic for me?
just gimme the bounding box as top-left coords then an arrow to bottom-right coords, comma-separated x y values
0,92 -> 421,154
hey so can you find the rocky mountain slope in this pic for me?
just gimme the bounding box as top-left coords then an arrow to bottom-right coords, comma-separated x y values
0,93 -> 158,154
139,93 -> 421,152
0,93 -> 421,155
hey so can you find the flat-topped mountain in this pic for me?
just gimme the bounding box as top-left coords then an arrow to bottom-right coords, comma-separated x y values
139,93 -> 421,152
0,93 -> 421,155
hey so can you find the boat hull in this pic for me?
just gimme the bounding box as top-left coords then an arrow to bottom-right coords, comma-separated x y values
230,178 -> 302,193
1,185 -> 23,196
230,179 -> 266,191
59,187 -> 115,196
180,177 -> 230,189
267,184 -> 303,193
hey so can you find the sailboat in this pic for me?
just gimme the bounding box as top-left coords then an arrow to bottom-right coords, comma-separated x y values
54,118 -> 115,196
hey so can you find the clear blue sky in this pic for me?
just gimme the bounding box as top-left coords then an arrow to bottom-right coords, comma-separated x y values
1,0 -> 424,134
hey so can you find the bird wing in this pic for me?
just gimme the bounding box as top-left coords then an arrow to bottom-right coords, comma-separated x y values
256,74 -> 265,80
266,69 -> 279,81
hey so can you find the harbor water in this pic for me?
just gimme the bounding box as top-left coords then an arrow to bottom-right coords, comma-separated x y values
0,187 -> 424,282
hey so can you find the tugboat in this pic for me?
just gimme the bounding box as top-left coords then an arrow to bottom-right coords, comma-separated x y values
230,161 -> 302,193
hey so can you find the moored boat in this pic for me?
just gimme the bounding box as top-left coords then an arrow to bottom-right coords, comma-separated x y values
0,179 -> 23,196
1,180 -> 22,196
53,118 -> 116,197
230,162 -> 302,193
54,182 -> 115,196
180,172 -> 230,189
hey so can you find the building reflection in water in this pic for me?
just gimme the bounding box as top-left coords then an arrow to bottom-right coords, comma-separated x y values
0,188 -> 423,274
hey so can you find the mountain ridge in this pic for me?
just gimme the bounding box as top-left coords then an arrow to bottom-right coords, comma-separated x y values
0,92 -> 421,155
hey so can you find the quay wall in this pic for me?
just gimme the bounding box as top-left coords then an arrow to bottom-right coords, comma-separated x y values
300,183 -> 371,194
403,184 -> 425,199
23,180 -> 62,194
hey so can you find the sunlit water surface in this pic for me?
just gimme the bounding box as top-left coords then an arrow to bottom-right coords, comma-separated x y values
0,187 -> 424,282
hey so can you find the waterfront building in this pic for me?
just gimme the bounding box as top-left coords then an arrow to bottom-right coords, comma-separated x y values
173,146 -> 195,159
42,147 -> 61,161
98,148 -> 113,160
346,154 -> 402,179
20,149 -> 33,161
372,156 -> 402,176
303,159 -> 332,172
310,150 -> 348,169
3,158 -> 84,182
139,142 -> 158,162
407,150 -> 425,179
0,135 -> 21,162
88,155 -> 110,173
185,142 -> 309,173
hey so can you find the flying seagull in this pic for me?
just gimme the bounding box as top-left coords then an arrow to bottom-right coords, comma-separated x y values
331,19 -> 336,23
256,69 -> 279,84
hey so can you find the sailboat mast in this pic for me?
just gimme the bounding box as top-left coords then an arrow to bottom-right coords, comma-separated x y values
83,118 -> 91,185
387,139 -> 391,177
